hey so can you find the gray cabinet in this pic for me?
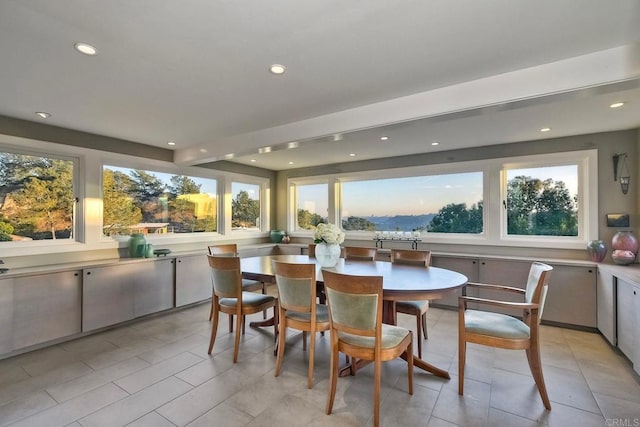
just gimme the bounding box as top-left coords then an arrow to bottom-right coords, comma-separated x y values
0,271 -> 82,354
431,256 -> 479,308
175,254 -> 211,307
133,258 -> 174,317
617,278 -> 640,374
275,245 -> 304,255
597,268 -> 616,344
83,259 -> 174,331
543,265 -> 596,327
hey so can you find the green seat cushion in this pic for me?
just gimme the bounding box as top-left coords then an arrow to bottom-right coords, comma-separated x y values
285,304 -> 329,323
338,324 -> 410,349
465,310 -> 530,339
396,300 -> 428,312
219,292 -> 275,308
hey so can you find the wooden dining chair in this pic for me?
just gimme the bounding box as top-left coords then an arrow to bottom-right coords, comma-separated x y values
323,270 -> 413,427
207,255 -> 277,362
458,261 -> 553,410
308,243 -> 316,258
344,246 -> 377,261
392,249 -> 431,358
208,243 -> 267,323
272,261 -> 330,388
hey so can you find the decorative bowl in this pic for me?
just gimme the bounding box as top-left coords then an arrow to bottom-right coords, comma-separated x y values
153,249 -> 172,257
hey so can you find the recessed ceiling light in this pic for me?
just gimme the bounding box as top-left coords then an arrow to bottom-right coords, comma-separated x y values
540,127 -> 551,132
288,161 -> 294,165
269,64 -> 286,75
199,148 -> 207,153
431,141 -> 439,146
35,112 -> 51,119
349,153 -> 356,157
259,146 -> 272,154
250,159 -> 256,163
610,102 -> 625,109
74,42 -> 98,56
167,141 -> 176,146
380,136 -> 389,141
224,153 -> 234,159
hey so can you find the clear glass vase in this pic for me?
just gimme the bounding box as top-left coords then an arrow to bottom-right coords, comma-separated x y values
315,243 -> 341,267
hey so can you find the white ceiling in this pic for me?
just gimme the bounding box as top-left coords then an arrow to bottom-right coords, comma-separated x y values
0,1 -> 639,171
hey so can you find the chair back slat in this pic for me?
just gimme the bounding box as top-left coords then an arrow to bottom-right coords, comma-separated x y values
273,262 -> 316,313
207,254 -> 242,298
344,247 -> 377,261
390,249 -> 431,267
322,270 -> 383,337
208,244 -> 238,256
524,262 -> 553,322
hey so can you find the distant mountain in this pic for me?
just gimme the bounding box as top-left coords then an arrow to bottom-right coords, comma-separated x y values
363,214 -> 436,231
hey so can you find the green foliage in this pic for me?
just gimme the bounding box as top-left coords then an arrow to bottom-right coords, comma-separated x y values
297,208 -> 325,230
10,159 -> 74,239
0,215 -> 13,241
428,202 -> 483,233
168,175 -> 201,197
507,176 -> 577,236
341,216 -> 377,231
103,169 -> 143,234
232,190 -> 259,228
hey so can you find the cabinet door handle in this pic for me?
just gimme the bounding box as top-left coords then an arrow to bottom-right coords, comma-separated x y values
86,271 -> 91,275
74,272 -> 79,276
588,269 -> 593,273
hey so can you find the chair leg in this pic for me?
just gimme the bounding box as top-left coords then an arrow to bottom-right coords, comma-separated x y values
242,315 -> 246,335
458,338 -> 466,395
421,312 -> 428,339
326,337 -> 339,415
208,304 -> 219,355
373,358 -> 381,427
408,341 -> 414,396
302,331 -> 307,351
415,312 -> 423,359
275,314 -> 286,377
228,314 -> 233,333
208,299 -> 214,321
308,329 -> 315,389
262,282 -> 267,319
233,314 -> 243,363
527,342 -> 551,410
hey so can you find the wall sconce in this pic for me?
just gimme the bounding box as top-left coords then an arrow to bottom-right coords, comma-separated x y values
613,153 -> 630,194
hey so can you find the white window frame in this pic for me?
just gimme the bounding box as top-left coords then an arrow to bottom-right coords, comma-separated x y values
497,150 -> 597,249
287,149 -> 597,250
228,175 -> 270,237
288,178 -> 330,234
0,138 -> 83,256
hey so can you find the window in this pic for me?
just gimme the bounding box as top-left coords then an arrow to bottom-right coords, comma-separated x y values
505,165 -> 578,236
0,150 -> 76,242
295,182 -> 328,230
340,172 -> 483,234
289,149 -> 596,249
231,182 -> 261,230
102,165 -> 217,236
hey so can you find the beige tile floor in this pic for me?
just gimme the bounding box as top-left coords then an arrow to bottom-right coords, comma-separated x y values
0,302 -> 639,426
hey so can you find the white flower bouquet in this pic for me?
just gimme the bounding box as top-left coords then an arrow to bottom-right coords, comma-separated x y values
313,223 -> 345,245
